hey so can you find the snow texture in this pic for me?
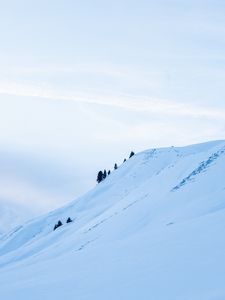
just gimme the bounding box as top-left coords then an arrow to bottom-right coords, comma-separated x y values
0,200 -> 35,235
0,140 -> 225,300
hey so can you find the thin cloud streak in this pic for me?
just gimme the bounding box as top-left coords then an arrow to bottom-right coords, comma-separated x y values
0,81 -> 225,121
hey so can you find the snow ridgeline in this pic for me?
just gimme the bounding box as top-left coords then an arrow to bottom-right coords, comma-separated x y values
0,140 -> 225,300
0,200 -> 36,235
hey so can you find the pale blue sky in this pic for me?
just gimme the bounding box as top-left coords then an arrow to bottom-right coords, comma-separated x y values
0,0 -> 225,210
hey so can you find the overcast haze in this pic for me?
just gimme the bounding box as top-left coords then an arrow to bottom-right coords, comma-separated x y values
0,0 -> 225,212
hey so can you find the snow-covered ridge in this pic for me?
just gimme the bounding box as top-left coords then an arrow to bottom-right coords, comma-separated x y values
0,140 -> 225,299
172,144 -> 225,191
0,199 -> 36,235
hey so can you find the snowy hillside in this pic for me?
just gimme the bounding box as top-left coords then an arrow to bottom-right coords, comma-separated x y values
0,140 -> 225,299
0,199 -> 35,235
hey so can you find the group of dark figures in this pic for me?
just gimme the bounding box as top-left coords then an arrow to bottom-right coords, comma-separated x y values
53,217 -> 72,231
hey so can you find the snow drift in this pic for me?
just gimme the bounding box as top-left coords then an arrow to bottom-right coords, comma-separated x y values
0,199 -> 35,235
0,140 -> 225,300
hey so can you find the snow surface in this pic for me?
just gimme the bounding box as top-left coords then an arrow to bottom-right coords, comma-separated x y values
0,199 -> 35,235
0,140 -> 225,299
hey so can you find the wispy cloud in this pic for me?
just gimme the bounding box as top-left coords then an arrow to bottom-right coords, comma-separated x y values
0,63 -> 131,78
0,81 -> 225,121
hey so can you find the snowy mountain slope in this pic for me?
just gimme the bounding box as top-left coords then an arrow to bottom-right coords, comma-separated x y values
0,140 -> 225,299
0,199 -> 36,235
0,148 -> 93,225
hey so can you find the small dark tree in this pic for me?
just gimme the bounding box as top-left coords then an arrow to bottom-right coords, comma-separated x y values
57,220 -> 62,227
103,169 -> 107,179
129,151 -> 135,158
66,217 -> 72,223
114,163 -> 118,170
97,170 -> 103,183
123,158 -> 126,163
54,220 -> 63,231
108,170 -> 111,175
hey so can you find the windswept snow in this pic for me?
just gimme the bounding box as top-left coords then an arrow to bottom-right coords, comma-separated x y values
0,140 -> 225,299
0,199 -> 35,235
